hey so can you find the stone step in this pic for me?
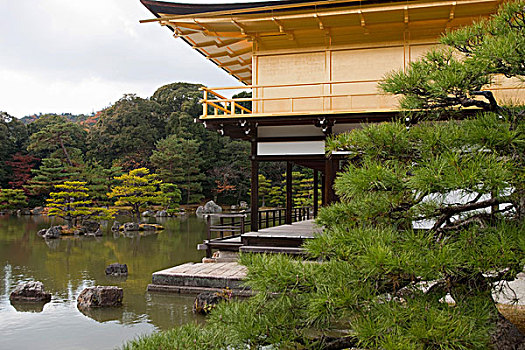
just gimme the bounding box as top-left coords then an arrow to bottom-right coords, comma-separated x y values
150,262 -> 248,291
239,245 -> 306,255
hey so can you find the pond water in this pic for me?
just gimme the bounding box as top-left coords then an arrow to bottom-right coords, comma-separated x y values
0,214 -> 208,350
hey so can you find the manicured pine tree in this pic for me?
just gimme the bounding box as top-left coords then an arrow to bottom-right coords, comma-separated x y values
108,168 -> 165,222
268,185 -> 285,208
258,174 -> 271,207
81,162 -> 123,207
0,189 -> 28,210
47,181 -> 115,228
28,158 -> 75,198
159,183 -> 182,212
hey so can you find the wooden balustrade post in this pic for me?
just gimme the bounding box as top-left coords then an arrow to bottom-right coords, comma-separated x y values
202,89 -> 208,117
219,216 -> 224,238
206,214 -> 211,240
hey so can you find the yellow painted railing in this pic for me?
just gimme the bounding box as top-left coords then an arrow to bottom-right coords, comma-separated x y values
200,79 -> 392,118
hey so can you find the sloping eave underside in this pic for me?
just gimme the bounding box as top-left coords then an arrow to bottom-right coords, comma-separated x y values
140,0 -> 503,85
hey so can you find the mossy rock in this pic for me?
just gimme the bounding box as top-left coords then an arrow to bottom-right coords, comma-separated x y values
139,224 -> 164,231
498,304 -> 525,334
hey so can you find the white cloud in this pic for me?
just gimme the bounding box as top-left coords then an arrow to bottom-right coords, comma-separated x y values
0,0 -> 241,118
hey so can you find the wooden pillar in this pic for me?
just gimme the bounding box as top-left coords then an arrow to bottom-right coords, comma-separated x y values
324,156 -> 337,205
321,173 -> 326,206
313,169 -> 319,217
250,141 -> 259,232
286,161 -> 293,224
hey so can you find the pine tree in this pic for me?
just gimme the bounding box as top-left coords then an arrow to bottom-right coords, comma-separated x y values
0,189 -> 27,210
159,183 -> 182,212
124,2 -> 525,349
81,162 -> 123,206
108,168 -> 165,222
27,115 -> 86,167
28,158 -> 74,198
47,181 -> 115,228
258,174 -> 271,207
150,135 -> 204,204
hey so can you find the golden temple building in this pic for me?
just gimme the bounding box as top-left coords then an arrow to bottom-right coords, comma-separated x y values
141,0 -> 524,231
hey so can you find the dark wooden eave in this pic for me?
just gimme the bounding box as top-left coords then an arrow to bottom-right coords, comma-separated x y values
201,110 -> 400,140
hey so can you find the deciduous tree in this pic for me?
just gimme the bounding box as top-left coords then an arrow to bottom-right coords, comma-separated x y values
5,153 -> 39,193
0,112 -> 28,188
87,94 -> 165,168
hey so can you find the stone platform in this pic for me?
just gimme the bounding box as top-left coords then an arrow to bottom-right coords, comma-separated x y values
147,262 -> 252,296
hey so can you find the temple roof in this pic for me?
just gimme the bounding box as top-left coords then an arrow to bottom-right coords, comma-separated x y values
140,0 -> 503,85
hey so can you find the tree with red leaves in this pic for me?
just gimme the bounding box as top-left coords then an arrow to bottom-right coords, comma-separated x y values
5,153 -> 39,193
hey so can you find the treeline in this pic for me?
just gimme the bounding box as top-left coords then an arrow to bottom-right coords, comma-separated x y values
0,82 -> 316,209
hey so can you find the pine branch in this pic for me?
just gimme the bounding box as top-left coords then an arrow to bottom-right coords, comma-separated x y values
431,196 -> 511,231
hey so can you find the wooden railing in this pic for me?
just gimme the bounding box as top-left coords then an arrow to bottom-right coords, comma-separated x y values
200,79 -> 393,118
202,208 -> 312,257
206,207 -> 312,237
206,213 -> 246,241
201,87 -> 252,117
251,207 -> 312,229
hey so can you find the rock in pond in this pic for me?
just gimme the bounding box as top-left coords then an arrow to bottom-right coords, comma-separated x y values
204,200 -> 222,213
10,281 -> 51,303
36,229 -> 47,237
140,223 -> 163,231
82,220 -> 100,233
193,291 -> 231,315
30,207 -> 44,215
77,286 -> 123,310
111,221 -> 120,232
141,210 -> 156,217
123,222 -> 140,231
155,210 -> 168,217
105,263 -> 128,276
41,226 -> 62,239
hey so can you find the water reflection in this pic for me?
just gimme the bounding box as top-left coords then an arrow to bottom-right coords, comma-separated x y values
0,214 -> 208,350
10,301 -> 47,313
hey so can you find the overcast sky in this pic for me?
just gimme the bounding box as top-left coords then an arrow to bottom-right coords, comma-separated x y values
0,0 -> 248,118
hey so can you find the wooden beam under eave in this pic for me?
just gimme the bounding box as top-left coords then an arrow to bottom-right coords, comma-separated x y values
166,21 -> 203,31
218,59 -> 249,68
216,38 -> 244,48
206,45 -> 252,59
229,67 -> 251,75
202,30 -> 247,39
